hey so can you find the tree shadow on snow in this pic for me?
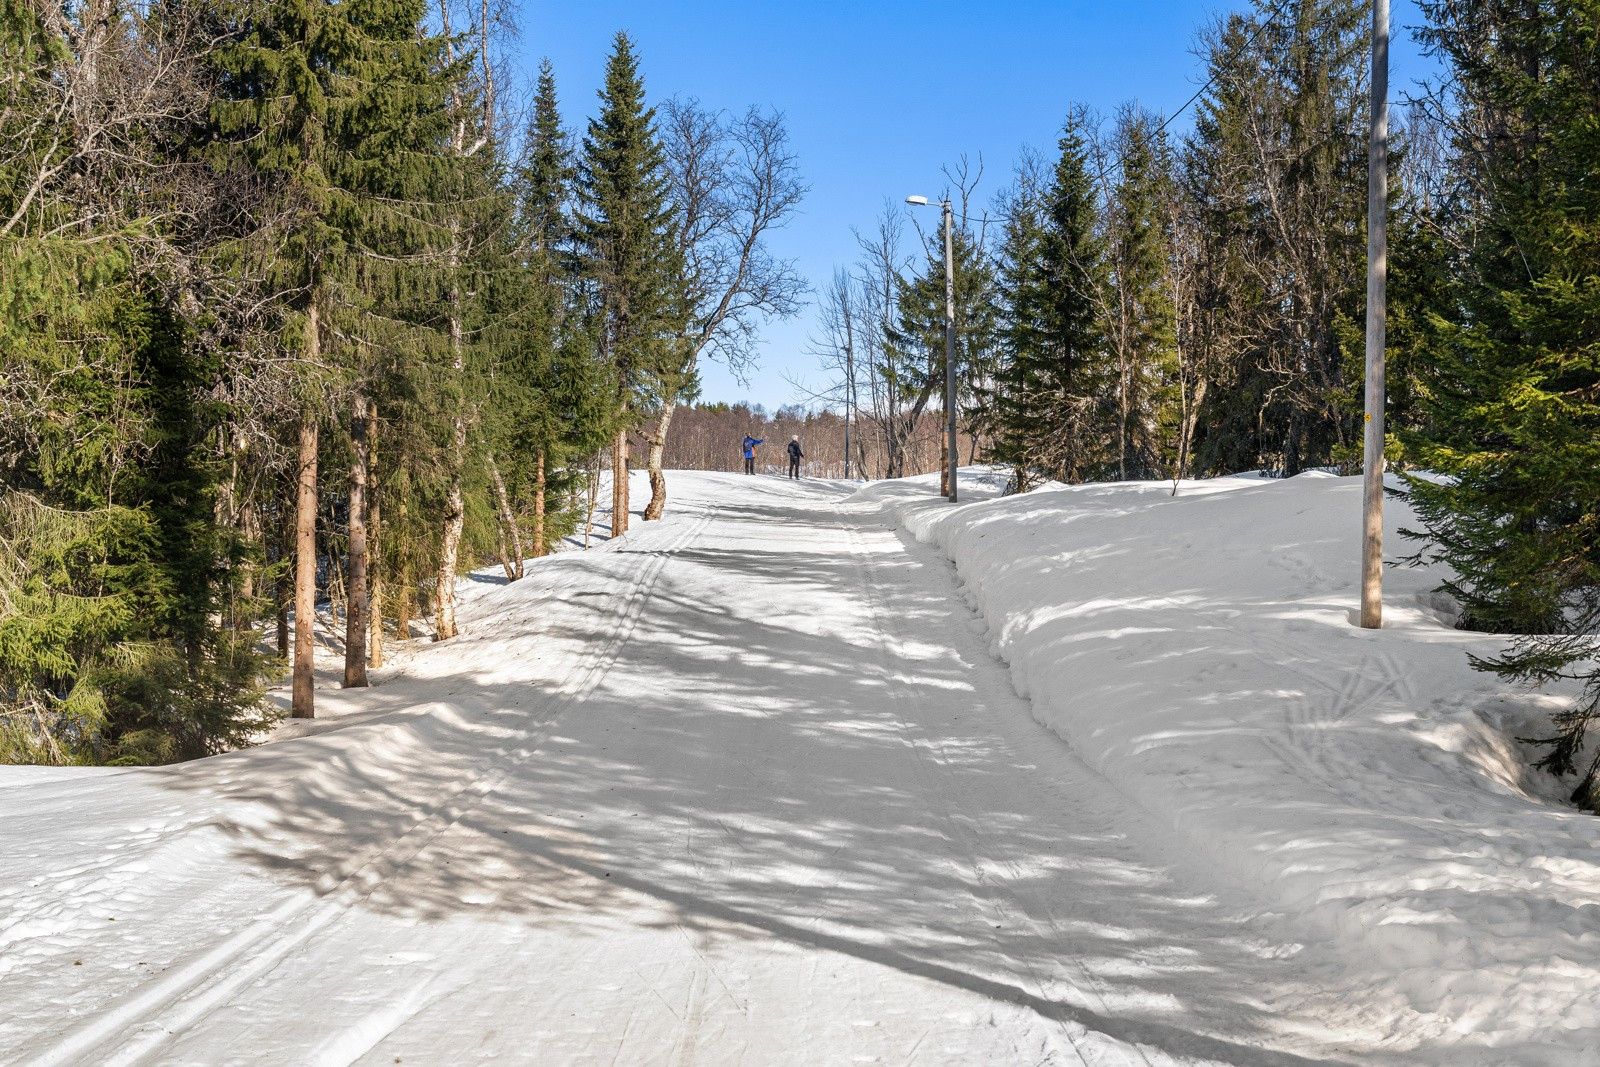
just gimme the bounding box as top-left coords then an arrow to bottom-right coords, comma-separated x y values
124,485 -> 1427,1066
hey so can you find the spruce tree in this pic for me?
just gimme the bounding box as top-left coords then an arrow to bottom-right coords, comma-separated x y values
1182,13 -> 1275,475
210,0 -> 348,716
1406,1 -> 1600,804
987,109 -> 1112,487
985,170 -> 1050,485
488,59 -> 571,565
490,61 -> 609,561
210,0 -> 463,685
340,0 -> 460,670
1183,0 -> 1367,476
575,32 -> 685,537
525,60 -> 576,264
0,0 -> 273,763
1336,136 -> 1452,462
891,216 -> 997,487
1105,110 -> 1181,480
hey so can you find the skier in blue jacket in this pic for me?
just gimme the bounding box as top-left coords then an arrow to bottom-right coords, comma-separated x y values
741,435 -> 765,475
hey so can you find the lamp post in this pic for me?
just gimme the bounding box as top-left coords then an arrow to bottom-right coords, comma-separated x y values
906,195 -> 957,502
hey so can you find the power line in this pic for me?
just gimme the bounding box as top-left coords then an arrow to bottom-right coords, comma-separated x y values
1147,0 -> 1298,145
1075,0 -> 1305,191
918,1 -> 1317,234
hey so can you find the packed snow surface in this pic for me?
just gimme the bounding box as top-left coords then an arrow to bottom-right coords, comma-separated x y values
2,469 -> 1596,1065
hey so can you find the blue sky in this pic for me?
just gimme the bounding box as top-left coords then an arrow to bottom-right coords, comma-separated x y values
520,1 -> 1439,410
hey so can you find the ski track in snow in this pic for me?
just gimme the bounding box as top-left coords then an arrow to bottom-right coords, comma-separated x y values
0,469 -> 1591,1064
4,497 -> 718,1066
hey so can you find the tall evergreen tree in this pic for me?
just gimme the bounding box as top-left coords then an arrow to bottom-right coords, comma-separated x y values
1183,0 -> 1368,476
0,0 -> 273,763
1336,124 -> 1453,461
524,60 -> 576,264
574,32 -> 685,538
1182,13 -> 1275,475
209,0 -> 463,699
210,0 -> 350,716
891,213 -> 997,487
480,59 -> 608,573
500,59 -> 574,562
983,163 -> 1048,482
427,2 -> 508,643
987,109 -> 1112,487
336,0 -> 461,673
1406,1 -> 1600,804
1105,110 -> 1181,479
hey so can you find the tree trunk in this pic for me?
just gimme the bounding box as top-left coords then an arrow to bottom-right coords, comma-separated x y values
643,399 -> 676,520
1120,356 -> 1130,481
292,414 -> 318,719
611,428 -> 630,537
487,452 -> 523,580
1285,408 -> 1303,478
396,558 -> 412,640
584,453 -> 601,549
435,454 -> 465,640
494,518 -> 513,580
344,394 -> 370,688
235,501 -> 257,635
368,399 -> 384,669
533,449 -> 546,560
1173,377 -> 1206,495
326,532 -> 343,631
435,273 -> 469,640
276,559 -> 289,660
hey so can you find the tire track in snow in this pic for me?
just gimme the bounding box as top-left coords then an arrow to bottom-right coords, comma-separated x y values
16,503 -> 718,1067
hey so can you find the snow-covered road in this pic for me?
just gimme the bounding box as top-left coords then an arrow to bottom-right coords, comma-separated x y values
0,472 -> 1559,1064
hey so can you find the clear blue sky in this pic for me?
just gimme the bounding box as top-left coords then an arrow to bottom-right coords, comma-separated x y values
519,1 -> 1438,410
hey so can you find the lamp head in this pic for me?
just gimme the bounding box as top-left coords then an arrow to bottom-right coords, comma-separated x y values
904,195 -> 930,206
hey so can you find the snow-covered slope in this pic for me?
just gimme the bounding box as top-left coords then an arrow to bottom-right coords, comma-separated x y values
3,468 -> 1596,1065
871,469 -> 1600,1063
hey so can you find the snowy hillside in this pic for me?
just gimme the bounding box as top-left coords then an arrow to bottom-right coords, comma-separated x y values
878,469 -> 1600,1062
1,469 -> 1596,1065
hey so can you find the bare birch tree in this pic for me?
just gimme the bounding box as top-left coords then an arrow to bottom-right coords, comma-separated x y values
641,99 -> 806,519
431,0 -> 503,641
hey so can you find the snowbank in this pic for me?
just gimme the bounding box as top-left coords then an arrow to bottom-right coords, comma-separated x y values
867,470 -> 1600,1062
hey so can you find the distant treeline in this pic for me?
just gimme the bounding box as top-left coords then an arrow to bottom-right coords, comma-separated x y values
654,404 -> 976,480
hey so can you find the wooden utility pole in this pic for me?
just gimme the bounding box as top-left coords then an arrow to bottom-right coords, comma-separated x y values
1360,0 -> 1389,629
843,298 -> 854,480
943,200 -> 957,503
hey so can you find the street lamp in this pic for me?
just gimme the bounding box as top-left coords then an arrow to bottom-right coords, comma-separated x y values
906,194 -> 958,502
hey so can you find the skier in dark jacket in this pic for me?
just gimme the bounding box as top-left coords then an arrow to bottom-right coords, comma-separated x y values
741,435 -> 765,475
787,436 -> 803,479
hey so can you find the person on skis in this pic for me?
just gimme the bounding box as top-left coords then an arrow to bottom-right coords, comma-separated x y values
786,436 -> 803,479
741,434 -> 765,475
